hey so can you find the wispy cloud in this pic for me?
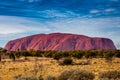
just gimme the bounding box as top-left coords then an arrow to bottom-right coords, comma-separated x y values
0,27 -> 24,34
0,16 -> 50,34
18,0 -> 41,3
104,8 -> 116,12
0,15 -> 120,48
90,10 -> 100,14
41,10 -> 68,18
39,10 -> 79,19
0,0 -> 120,49
0,15 -> 51,47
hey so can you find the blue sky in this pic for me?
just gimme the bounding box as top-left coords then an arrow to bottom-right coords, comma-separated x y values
0,0 -> 120,49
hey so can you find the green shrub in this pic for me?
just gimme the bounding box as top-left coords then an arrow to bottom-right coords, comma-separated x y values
115,51 -> 120,58
104,51 -> 115,58
21,50 -> 31,57
0,54 -> 1,61
44,51 -> 53,58
72,51 -> 84,59
84,50 -> 97,59
99,70 -> 120,80
104,51 -> 115,63
53,52 -> 62,60
58,69 -> 95,80
15,51 -> 21,58
45,75 -> 56,80
63,57 -> 73,65
9,52 -> 16,61
62,51 -> 70,57
12,74 -> 38,80
34,50 -> 43,57
59,57 -> 73,65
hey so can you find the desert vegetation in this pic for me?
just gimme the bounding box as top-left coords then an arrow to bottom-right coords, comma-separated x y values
58,69 -> 95,80
1,49 -> 120,60
98,70 -> 120,80
0,48 -> 120,80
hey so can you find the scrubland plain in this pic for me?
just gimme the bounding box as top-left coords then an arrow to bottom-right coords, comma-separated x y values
0,57 -> 120,80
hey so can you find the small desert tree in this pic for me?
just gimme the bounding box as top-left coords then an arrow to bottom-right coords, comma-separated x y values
0,47 -> 7,61
104,50 -> 115,64
15,51 -> 21,59
9,52 -> 16,61
84,50 -> 94,65
0,52 -> 2,61
115,50 -> 120,58
72,50 -> 84,59
21,50 -> 30,60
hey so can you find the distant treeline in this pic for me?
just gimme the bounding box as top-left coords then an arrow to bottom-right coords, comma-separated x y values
5,49 -> 120,60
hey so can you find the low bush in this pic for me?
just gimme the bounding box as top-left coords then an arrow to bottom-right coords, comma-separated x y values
98,70 -> 120,80
34,50 -> 43,57
72,51 -> 84,59
59,57 -> 73,65
58,69 -> 76,80
115,51 -> 120,58
58,69 -> 95,80
104,51 -> 115,58
38,75 -> 44,80
84,51 -> 97,59
12,74 -> 38,80
53,52 -> 62,60
15,51 -> 21,58
68,69 -> 95,80
9,53 -> 16,61
45,75 -> 56,80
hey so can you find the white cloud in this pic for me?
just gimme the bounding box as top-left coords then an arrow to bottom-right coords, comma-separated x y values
41,10 -> 79,18
0,26 -> 24,34
0,16 -> 50,34
90,10 -> 99,14
0,15 -> 51,47
42,10 -> 68,18
0,15 -> 120,49
47,17 -> 120,36
90,8 -> 116,15
18,0 -> 41,2
104,8 -> 115,12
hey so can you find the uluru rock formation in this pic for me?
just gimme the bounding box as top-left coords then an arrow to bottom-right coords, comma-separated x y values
5,33 -> 116,51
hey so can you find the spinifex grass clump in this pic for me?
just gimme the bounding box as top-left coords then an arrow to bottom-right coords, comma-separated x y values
68,69 -> 95,80
99,70 -> 120,80
58,69 -> 76,80
45,75 -> 56,80
12,74 -> 38,80
58,69 -> 95,80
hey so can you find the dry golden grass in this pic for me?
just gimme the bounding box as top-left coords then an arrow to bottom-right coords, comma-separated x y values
0,57 -> 120,80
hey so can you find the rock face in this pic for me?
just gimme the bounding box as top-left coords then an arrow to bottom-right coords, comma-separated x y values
5,33 -> 116,51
